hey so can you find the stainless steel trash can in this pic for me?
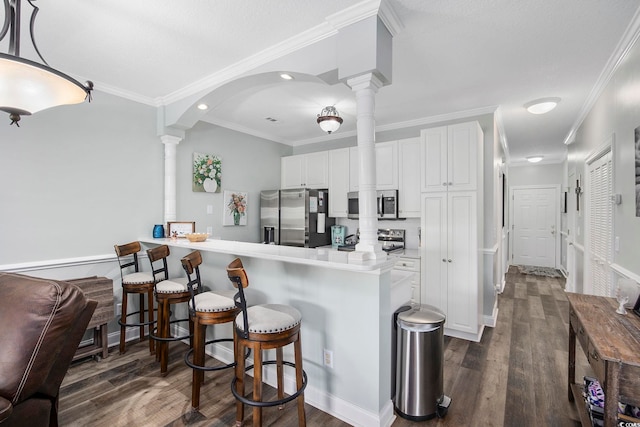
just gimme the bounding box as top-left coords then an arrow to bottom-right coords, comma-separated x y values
393,304 -> 451,420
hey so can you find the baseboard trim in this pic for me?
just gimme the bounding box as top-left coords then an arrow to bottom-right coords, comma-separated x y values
483,301 -> 498,328
444,325 -> 484,342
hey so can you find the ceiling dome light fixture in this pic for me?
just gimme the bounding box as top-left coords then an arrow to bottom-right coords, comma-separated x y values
0,0 -> 93,126
279,73 -> 294,80
316,106 -> 343,134
524,97 -> 561,115
197,103 -> 208,110
526,156 -> 544,163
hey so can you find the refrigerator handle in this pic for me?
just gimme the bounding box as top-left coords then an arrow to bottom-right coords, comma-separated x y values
378,195 -> 383,217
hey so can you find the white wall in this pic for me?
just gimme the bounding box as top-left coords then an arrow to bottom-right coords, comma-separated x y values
568,30 -> 640,285
508,163 -> 564,187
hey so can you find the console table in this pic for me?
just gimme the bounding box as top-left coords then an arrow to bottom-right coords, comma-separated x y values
567,292 -> 640,427
68,276 -> 114,361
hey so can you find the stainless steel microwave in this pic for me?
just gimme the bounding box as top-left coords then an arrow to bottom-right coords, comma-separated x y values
347,190 -> 399,219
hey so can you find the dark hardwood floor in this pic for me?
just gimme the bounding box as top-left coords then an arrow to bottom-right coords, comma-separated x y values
59,267 -> 590,426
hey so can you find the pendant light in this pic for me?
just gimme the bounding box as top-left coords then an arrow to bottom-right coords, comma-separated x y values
316,106 -> 343,134
0,0 -> 93,126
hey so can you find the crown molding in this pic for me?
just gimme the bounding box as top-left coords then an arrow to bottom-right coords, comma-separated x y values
325,0 -> 381,30
378,0 -> 404,37
563,5 -> 640,145
85,80 -> 159,107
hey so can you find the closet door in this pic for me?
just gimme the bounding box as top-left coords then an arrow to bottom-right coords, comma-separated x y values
588,150 -> 613,296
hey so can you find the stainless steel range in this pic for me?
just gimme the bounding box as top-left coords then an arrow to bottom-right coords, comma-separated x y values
337,228 -> 405,253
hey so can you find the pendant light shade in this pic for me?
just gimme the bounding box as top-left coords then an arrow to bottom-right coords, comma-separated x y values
0,0 -> 93,126
317,106 -> 343,134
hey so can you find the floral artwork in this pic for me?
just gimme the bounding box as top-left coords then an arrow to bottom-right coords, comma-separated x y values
193,152 -> 221,193
223,190 -> 247,226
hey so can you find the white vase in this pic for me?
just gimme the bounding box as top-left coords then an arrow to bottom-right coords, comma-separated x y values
203,178 -> 218,193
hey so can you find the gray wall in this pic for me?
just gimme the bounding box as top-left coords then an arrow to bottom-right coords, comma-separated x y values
0,94 -> 291,265
508,163 -> 564,187
178,122 -> 291,243
0,91 -> 161,265
568,32 -> 640,277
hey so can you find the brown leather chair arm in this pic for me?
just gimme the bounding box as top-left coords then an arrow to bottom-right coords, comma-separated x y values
0,396 -> 13,423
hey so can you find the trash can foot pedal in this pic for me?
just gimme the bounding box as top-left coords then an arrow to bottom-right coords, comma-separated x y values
436,395 -> 451,418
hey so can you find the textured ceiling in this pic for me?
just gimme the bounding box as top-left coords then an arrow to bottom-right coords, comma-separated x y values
2,0 -> 640,164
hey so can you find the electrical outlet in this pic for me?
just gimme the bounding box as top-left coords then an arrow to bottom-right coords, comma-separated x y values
323,349 -> 334,368
116,303 -> 122,316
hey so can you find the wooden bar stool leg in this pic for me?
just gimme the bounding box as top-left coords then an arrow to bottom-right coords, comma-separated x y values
138,293 -> 145,342
253,346 -> 263,427
276,347 -> 284,410
294,336 -> 306,426
160,299 -> 170,374
119,290 -> 129,355
147,288 -> 155,354
192,320 -> 205,409
235,338 -> 246,426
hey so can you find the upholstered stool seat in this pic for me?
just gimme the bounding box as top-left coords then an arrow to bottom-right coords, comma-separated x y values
181,251 -> 242,410
147,244 -> 195,375
115,241 -> 157,355
227,258 -> 307,427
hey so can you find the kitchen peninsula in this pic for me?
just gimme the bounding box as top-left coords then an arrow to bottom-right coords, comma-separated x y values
139,237 -> 405,427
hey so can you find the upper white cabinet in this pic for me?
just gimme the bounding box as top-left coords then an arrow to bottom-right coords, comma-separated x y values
349,141 -> 398,191
398,137 -> 421,218
281,152 -> 329,189
328,148 -> 350,217
421,122 -> 480,192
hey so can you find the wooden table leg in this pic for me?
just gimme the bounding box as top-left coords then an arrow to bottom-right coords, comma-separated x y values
568,322 -> 576,402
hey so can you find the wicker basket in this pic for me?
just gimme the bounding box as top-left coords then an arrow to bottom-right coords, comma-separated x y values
185,233 -> 209,242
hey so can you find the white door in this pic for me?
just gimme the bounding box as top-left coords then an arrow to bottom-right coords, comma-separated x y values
512,187 -> 557,268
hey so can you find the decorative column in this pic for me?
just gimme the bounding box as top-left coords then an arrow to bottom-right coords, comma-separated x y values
161,135 -> 182,225
347,73 -> 385,261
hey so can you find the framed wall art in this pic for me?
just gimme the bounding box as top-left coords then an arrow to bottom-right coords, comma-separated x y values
223,190 -> 247,226
193,152 -> 221,193
167,221 -> 195,237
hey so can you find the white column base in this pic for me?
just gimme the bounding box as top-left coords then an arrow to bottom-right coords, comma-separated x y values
349,243 -> 386,261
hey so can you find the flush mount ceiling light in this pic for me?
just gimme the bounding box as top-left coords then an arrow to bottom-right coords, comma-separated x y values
0,0 -> 93,126
524,97 -> 561,115
316,106 -> 343,134
526,156 -> 544,163
279,73 -> 294,80
197,103 -> 208,110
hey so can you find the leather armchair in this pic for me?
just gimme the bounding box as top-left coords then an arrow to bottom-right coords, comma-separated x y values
0,272 -> 97,426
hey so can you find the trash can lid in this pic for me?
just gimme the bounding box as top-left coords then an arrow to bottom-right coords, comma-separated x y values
397,304 -> 446,326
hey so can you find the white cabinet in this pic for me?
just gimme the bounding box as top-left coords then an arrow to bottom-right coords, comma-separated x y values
420,120 -> 483,342
349,141 -> 398,191
398,137 -> 421,218
328,148 -> 350,217
422,192 -> 479,337
393,256 -> 421,304
420,122 -> 480,192
281,152 -> 328,189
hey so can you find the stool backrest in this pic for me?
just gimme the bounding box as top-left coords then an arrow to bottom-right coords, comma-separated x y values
181,250 -> 202,313
147,244 -> 171,283
227,257 -> 250,338
114,241 -> 143,280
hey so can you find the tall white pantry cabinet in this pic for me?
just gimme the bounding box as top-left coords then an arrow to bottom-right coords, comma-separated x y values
420,121 -> 484,342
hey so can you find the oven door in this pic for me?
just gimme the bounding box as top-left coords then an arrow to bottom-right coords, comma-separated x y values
347,191 -> 359,219
377,190 -> 398,219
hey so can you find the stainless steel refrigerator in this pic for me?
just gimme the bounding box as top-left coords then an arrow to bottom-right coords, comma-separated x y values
260,188 -> 334,247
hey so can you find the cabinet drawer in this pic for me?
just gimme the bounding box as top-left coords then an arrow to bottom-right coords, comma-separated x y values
394,258 -> 419,272
570,308 -> 588,354
587,340 -> 605,381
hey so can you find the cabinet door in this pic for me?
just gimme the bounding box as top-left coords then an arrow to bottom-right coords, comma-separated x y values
448,122 -> 479,191
420,126 -> 448,192
446,191 -> 478,334
305,151 -> 329,189
421,193 -> 448,310
328,148 -> 349,217
281,155 -> 304,189
376,141 -> 398,190
349,146 -> 359,191
398,137 -> 421,218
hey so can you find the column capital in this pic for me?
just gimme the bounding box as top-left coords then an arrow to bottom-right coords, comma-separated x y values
160,135 -> 182,145
347,73 -> 384,93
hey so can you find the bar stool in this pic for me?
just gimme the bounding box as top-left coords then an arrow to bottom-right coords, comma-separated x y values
147,244 -> 193,375
114,241 -> 156,355
181,250 -> 240,409
227,257 -> 307,427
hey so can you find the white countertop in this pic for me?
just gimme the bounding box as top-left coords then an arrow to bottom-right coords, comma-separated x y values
140,238 -> 396,273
